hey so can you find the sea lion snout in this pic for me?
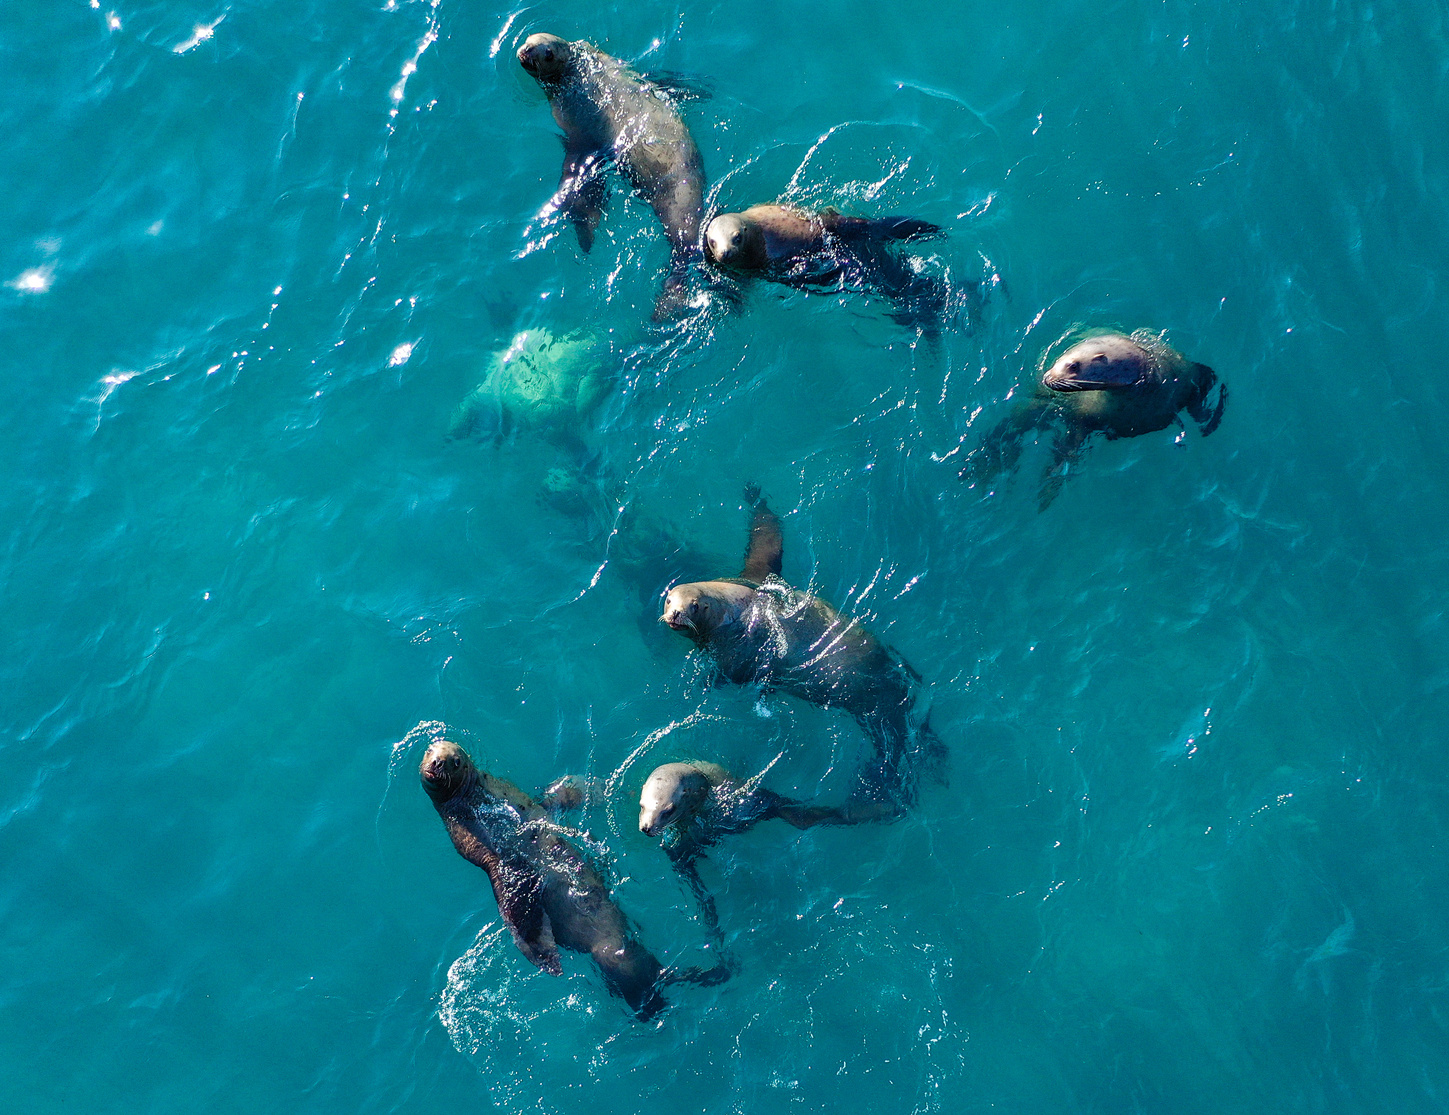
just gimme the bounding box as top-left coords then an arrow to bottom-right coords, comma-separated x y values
518,33 -> 568,78
661,586 -> 705,634
704,215 -> 747,265
640,763 -> 708,836
420,740 -> 475,801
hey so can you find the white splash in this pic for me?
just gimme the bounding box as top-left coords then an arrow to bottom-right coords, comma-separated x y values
8,264 -> 55,294
173,15 -> 225,54
387,341 -> 415,367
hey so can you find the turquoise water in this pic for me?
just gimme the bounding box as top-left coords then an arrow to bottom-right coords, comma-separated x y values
5,1 -> 1449,1111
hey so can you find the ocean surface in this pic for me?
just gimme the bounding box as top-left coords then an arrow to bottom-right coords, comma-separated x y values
5,1 -> 1449,1112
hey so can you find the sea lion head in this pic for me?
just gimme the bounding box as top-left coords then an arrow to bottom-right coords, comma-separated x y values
705,213 -> 765,269
517,33 -> 573,82
660,581 -> 747,644
639,763 -> 714,836
419,740 -> 479,804
1043,333 -> 1157,393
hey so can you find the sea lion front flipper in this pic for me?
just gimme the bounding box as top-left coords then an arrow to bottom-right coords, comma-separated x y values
487,859 -> 563,975
550,138 -> 610,253
962,398 -> 1052,485
667,848 -> 727,951
1038,426 -> 1089,511
739,484 -> 783,581
640,70 -> 713,102
827,214 -> 944,244
1186,367 -> 1228,436
537,775 -> 596,814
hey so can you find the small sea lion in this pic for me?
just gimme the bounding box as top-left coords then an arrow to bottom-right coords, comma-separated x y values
638,760 -> 894,942
963,329 -> 1228,510
518,33 -> 707,318
420,740 -> 727,1020
703,203 -> 948,327
660,488 -> 943,807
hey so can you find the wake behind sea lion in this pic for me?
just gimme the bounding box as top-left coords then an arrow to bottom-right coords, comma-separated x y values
704,202 -> 950,329
420,739 -> 728,1020
963,329 -> 1228,509
518,33 -> 708,319
660,488 -> 944,808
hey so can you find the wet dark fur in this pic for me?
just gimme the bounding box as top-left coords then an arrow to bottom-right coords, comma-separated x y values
662,487 -> 945,807
519,34 -> 707,319
706,203 -> 949,329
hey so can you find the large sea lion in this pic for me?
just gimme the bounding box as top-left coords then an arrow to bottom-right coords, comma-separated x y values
638,760 -> 894,942
704,203 -> 948,328
963,329 -> 1228,510
420,740 -> 728,1020
518,33 -> 707,319
660,488 -> 944,807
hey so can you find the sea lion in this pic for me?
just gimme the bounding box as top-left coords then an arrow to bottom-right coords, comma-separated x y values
963,329 -> 1228,510
660,488 -> 944,808
420,740 -> 727,1020
518,33 -> 707,319
704,203 -> 948,328
638,760 -> 894,942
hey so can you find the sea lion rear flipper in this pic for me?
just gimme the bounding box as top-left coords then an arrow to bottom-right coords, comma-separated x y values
488,860 -> 563,975
1186,367 -> 1228,436
739,484 -> 783,581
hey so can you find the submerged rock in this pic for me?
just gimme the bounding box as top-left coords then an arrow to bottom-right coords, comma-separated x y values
448,328 -> 614,443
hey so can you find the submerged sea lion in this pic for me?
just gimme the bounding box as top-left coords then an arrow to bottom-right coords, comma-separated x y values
518,33 -> 707,318
963,329 -> 1228,510
704,203 -> 948,328
420,740 -> 727,1019
660,488 -> 944,807
638,760 -> 894,942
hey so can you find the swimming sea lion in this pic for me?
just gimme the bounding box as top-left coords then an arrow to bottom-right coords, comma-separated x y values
420,739 -> 727,1019
638,760 -> 894,942
963,329 -> 1228,510
704,203 -> 947,327
518,33 -> 707,318
660,488 -> 944,807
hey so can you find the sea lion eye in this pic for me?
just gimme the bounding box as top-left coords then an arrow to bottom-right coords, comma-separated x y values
1067,360 -> 1080,373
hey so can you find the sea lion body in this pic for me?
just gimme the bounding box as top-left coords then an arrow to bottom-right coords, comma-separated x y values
421,740 -> 724,1019
519,34 -> 705,316
661,490 -> 942,806
637,760 -> 892,945
704,203 -> 946,325
964,330 -> 1228,509
1041,332 -> 1224,439
639,760 -> 863,842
